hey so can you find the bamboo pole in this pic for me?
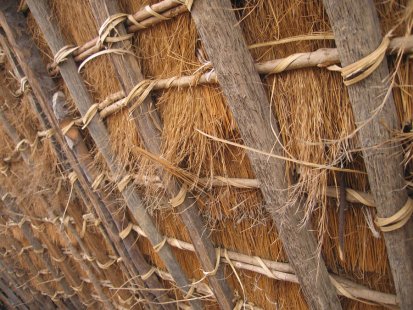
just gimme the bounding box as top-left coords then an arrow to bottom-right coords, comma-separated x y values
52,92 -> 174,308
322,1 -> 413,309
190,1 -> 341,308
24,1 -> 201,308
0,11 -> 169,307
88,1 -> 234,309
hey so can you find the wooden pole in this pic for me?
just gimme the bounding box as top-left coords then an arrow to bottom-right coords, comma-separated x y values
52,92 -> 174,308
0,14 -> 169,308
190,1 -> 342,309
0,194 -> 90,308
0,263 -> 36,309
0,93 -> 129,308
87,1 -> 234,309
322,1 -> 413,308
0,277 -> 27,310
23,1 -> 201,307
2,236 -> 66,309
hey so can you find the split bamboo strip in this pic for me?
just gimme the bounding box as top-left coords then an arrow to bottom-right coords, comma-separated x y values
97,35 -> 413,119
190,1 -> 341,308
53,92 -> 176,309
88,1 -> 234,309
47,1 -> 187,75
25,1 -> 201,308
0,9 -> 171,307
322,1 -> 413,308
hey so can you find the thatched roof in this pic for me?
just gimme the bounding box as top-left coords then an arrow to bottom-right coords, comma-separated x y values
0,0 -> 412,309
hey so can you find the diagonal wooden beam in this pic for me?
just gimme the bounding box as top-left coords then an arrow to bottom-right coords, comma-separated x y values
189,0 -> 342,309
322,1 -> 413,308
0,5 -> 173,307
0,277 -> 27,310
52,93 -> 174,308
2,235 -> 67,309
87,1 -> 234,309
0,262 -> 36,309
23,1 -> 202,308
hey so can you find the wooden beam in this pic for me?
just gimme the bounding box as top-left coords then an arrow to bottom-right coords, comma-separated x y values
0,277 -> 26,310
52,93 -> 174,308
0,191 -> 89,309
23,1 -> 201,308
0,263 -> 36,309
2,236 -> 66,309
322,1 -> 413,308
87,1 -> 234,309
0,11 -> 169,307
190,1 -> 342,309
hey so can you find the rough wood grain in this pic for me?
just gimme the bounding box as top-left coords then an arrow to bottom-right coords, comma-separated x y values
23,0 -> 200,307
0,262 -> 36,309
190,1 -> 342,309
53,93 -> 174,308
0,277 -> 26,310
0,194 -> 87,308
87,1 -> 234,309
0,3 -> 173,307
322,1 -> 413,308
2,236 -> 64,309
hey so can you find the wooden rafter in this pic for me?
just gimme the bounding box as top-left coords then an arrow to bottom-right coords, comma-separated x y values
0,2 -> 173,307
1,236 -> 66,309
322,0 -> 413,308
190,0 -> 342,308
87,1 -> 235,309
22,0 -> 202,308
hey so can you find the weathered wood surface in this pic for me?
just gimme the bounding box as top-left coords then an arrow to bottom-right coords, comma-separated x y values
0,277 -> 27,310
2,236 -> 64,309
0,3 -> 172,307
0,194 -> 86,308
190,1 -> 342,309
0,34 -> 132,308
322,0 -> 413,308
53,93 -> 174,309
23,0 -> 200,307
0,262 -> 36,309
88,1 -> 234,308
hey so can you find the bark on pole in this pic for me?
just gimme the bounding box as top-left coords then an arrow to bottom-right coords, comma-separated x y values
322,1 -> 413,308
190,0 -> 342,309
87,1 -> 234,308
23,0 -> 201,307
